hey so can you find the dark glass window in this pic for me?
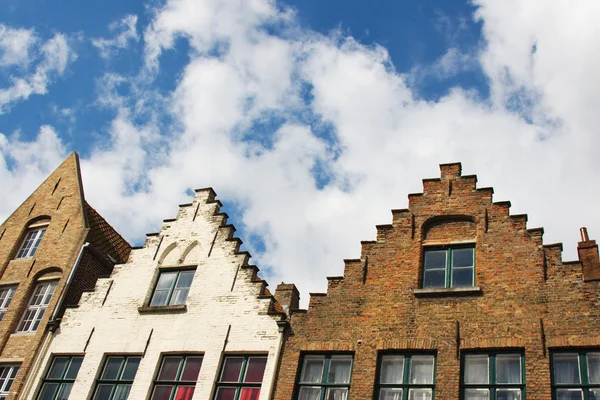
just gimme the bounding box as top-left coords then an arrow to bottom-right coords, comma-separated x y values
37,356 -> 83,400
150,355 -> 202,400
214,355 -> 268,400
150,270 -> 195,306
93,355 -> 141,400
423,246 -> 475,288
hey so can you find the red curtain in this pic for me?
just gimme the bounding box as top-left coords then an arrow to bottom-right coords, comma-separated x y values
175,386 -> 195,400
239,388 -> 260,400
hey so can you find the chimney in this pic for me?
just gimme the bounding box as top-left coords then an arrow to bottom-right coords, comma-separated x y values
274,282 -> 300,316
577,227 -> 600,281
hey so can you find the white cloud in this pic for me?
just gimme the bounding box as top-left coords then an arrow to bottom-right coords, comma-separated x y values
0,24 -> 37,67
3,0 -> 600,305
0,31 -> 76,113
92,15 -> 139,59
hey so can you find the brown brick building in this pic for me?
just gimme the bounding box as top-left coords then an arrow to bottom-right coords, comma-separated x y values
0,153 -> 130,399
273,162 -> 600,400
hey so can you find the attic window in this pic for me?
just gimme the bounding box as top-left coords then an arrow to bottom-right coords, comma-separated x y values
422,245 -> 475,289
16,220 -> 50,259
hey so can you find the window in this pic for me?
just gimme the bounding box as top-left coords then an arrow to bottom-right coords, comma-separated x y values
16,225 -> 47,258
150,355 -> 203,400
551,351 -> 600,400
17,281 -> 57,332
214,355 -> 268,400
37,356 -> 83,400
0,286 -> 16,322
150,270 -> 195,307
376,353 -> 435,400
0,365 -> 19,400
296,354 -> 353,400
461,352 -> 524,400
93,356 -> 141,400
422,245 -> 475,288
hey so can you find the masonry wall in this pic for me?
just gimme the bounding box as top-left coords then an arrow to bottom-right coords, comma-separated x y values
23,189 -> 287,400
273,163 -> 600,400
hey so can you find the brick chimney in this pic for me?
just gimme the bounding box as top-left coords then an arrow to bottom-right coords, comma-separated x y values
274,282 -> 300,316
578,227 -> 600,281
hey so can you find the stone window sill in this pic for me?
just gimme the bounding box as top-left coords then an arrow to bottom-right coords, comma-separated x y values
138,305 -> 187,314
413,286 -> 482,297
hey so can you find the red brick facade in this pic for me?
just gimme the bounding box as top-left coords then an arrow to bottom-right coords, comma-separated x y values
273,162 -> 600,399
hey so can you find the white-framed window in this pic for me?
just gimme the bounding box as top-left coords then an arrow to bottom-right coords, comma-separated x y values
17,281 -> 57,332
150,270 -> 195,307
0,364 -> 19,400
16,225 -> 47,259
0,286 -> 16,322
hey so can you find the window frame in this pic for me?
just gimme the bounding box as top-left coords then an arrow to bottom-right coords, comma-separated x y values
0,364 -> 19,400
460,351 -> 526,400
37,355 -> 84,400
551,350 -> 600,400
149,268 -> 196,307
422,244 -> 475,289
213,354 -> 269,400
16,224 -> 48,259
0,286 -> 17,322
150,354 -> 203,400
375,352 -> 437,400
92,355 -> 142,400
16,280 -> 57,332
295,353 -> 354,400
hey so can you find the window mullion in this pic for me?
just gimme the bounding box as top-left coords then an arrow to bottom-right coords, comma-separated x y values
166,272 -> 179,305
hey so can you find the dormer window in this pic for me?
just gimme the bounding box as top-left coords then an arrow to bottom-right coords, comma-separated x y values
16,221 -> 48,259
422,245 -> 475,288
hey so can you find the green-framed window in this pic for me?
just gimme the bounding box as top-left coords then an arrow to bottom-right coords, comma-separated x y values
551,351 -> 600,400
422,245 -> 475,288
295,354 -> 353,400
213,355 -> 268,400
460,352 -> 525,400
37,356 -> 83,400
150,355 -> 203,400
150,270 -> 195,307
92,355 -> 141,400
376,353 -> 436,400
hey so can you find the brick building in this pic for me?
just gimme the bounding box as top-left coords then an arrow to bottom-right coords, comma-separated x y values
0,153 -> 130,399
22,188 -> 291,400
273,162 -> 600,400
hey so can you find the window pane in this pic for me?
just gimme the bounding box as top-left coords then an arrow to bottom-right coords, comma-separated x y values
174,386 -> 195,400
451,267 -> 474,287
328,356 -> 352,384
496,389 -> 521,400
423,270 -> 445,288
180,357 -> 202,382
38,383 -> 59,400
176,272 -> 194,289
93,384 -> 114,400
48,358 -> 70,379
298,387 -> 321,400
424,250 -> 446,270
465,355 -> 489,384
102,357 -> 124,380
221,357 -> 244,382
158,357 -> 181,381
156,272 -> 177,290
151,385 -> 174,400
556,389 -> 583,400
452,248 -> 474,268
554,354 -> 581,384
325,387 -> 348,400
496,354 -> 521,384
590,389 -> 600,400
169,289 -> 190,305
409,389 -> 432,400
244,357 -> 267,383
150,290 -> 170,307
588,353 -> 600,384
214,387 -> 237,400
113,385 -> 131,400
65,357 -> 83,380
465,389 -> 489,400
239,388 -> 261,400
121,357 -> 141,381
379,388 -> 403,400
56,383 -> 73,400
410,356 -> 434,384
300,356 -> 324,383
380,355 -> 404,384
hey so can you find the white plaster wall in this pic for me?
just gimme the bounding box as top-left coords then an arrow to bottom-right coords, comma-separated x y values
23,190 -> 285,400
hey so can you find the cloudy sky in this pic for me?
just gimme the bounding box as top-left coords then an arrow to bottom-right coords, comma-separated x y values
1,0 -> 599,304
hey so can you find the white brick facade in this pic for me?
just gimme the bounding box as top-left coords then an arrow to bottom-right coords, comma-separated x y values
21,189 -> 287,400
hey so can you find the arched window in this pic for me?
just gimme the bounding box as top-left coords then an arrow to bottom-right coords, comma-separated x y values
16,270 -> 60,332
16,218 -> 50,259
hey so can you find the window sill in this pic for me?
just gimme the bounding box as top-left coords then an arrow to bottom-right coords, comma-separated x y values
413,286 -> 482,297
137,305 -> 187,314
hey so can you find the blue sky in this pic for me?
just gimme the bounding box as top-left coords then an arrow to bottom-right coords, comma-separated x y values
1,0 -> 599,301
